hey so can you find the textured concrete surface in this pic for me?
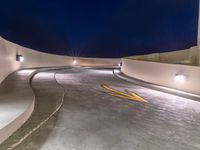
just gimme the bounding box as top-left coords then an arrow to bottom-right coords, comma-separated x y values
0,69 -> 36,144
0,70 -> 64,149
5,68 -> 200,150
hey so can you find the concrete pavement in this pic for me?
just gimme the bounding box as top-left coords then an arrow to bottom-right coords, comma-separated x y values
5,67 -> 200,150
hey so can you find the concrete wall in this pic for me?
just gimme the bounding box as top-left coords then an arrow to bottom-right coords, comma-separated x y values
0,99 -> 35,144
129,46 -> 199,66
0,38 -> 21,84
0,37 -> 120,84
122,58 -> 200,95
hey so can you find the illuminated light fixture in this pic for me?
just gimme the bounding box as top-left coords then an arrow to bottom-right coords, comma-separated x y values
175,74 -> 186,83
73,59 -> 77,65
118,62 -> 122,67
16,54 -> 24,62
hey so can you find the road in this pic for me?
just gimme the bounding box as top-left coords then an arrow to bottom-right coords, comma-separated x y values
11,68 -> 200,150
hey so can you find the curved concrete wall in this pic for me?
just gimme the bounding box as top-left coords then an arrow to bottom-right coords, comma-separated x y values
129,46 -> 199,66
122,58 -> 200,96
0,69 -> 37,144
0,38 -> 21,84
0,37 -> 120,144
0,99 -> 35,144
0,37 -> 120,84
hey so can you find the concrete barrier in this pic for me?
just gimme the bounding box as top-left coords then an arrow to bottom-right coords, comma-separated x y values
0,69 -> 36,144
0,37 -> 120,84
121,58 -> 200,96
129,46 -> 199,65
0,99 -> 35,144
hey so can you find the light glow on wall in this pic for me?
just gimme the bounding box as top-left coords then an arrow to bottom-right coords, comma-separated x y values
73,59 -> 77,65
17,69 -> 35,75
114,69 -> 120,74
175,74 -> 186,83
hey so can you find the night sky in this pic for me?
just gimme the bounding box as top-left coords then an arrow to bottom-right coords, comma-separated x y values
0,0 -> 199,58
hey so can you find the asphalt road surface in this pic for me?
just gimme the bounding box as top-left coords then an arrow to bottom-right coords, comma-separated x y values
13,67 -> 200,150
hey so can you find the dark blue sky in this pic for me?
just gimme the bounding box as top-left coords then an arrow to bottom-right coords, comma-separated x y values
0,0 -> 199,57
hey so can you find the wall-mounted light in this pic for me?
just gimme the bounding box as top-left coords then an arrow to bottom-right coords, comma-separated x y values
73,58 -> 77,65
175,74 -> 186,83
16,54 -> 24,62
118,62 -> 122,67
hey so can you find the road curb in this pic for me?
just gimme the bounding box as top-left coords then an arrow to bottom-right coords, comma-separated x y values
113,69 -> 200,102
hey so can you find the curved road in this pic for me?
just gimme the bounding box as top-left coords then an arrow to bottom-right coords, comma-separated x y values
12,68 -> 200,150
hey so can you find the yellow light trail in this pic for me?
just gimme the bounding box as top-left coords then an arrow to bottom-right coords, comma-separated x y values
101,84 -> 148,103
